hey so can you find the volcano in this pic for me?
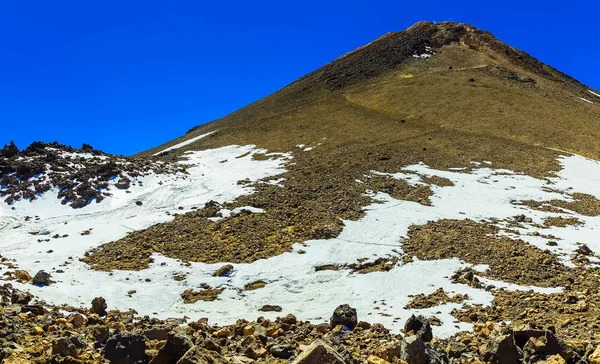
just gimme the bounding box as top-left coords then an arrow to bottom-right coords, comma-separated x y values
2,21 -> 600,363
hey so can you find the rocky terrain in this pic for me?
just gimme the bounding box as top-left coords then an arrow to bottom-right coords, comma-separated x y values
2,20 -> 600,363
3,282 -> 600,364
0,141 -> 183,208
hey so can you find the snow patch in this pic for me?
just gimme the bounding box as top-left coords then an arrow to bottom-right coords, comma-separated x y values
579,97 -> 594,104
153,131 -> 216,156
413,46 -> 435,59
2,149 -> 600,338
589,90 -> 600,98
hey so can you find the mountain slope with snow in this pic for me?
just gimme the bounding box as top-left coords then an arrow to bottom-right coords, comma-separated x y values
2,21 -> 600,364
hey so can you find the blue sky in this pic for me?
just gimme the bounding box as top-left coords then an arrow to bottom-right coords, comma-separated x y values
1,1 -> 598,155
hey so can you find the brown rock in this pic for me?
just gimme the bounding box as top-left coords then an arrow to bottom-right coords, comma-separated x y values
213,264 -> 233,277
292,339 -> 346,364
400,336 -> 427,364
91,297 -> 107,316
486,334 -> 519,364
150,331 -> 193,364
245,343 -> 268,359
176,345 -> 227,364
259,304 -> 282,312
52,337 -> 77,357
282,313 -> 297,325
69,314 -> 85,329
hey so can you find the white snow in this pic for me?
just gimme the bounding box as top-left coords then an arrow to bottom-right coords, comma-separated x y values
413,46 -> 435,59
589,90 -> 600,98
153,131 -> 215,156
579,97 -> 594,104
1,147 -> 600,338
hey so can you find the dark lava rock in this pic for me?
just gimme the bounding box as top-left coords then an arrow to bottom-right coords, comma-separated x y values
91,296 -> 108,316
32,270 -> 52,286
576,244 -> 593,256
149,330 -> 193,364
115,179 -> 131,190
104,333 -> 147,364
330,304 -> 358,330
270,344 -> 295,359
404,315 -> 433,342
1,141 -> 19,158
11,290 -> 33,305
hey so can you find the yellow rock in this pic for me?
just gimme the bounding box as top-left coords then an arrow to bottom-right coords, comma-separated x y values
367,356 -> 390,364
33,326 -> 44,336
14,270 -> 31,282
567,340 -> 587,353
589,345 -> 600,364
547,354 -> 567,364
55,318 -> 68,325
243,324 -> 255,336
213,327 -> 231,338
265,326 -> 283,337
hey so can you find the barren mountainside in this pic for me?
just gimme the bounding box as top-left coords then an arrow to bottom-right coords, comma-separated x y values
2,21 -> 600,364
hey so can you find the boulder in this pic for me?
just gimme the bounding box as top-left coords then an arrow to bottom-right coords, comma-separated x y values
259,305 -> 282,312
400,336 -> 427,364
32,270 -> 52,286
282,313 -> 297,325
213,264 -> 233,277
270,344 -> 295,359
104,333 -> 147,364
115,178 -> 131,189
13,270 -> 31,282
11,290 -> 33,305
292,339 -> 346,364
91,296 -> 107,316
330,304 -> 358,330
150,331 -> 193,364
404,315 -> 432,342
52,337 -> 77,357
87,325 -> 110,343
486,334 -> 519,364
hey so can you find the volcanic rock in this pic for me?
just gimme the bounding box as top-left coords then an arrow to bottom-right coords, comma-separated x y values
91,296 -> 108,316
330,304 -> 358,330
403,315 -> 432,342
292,339 -> 346,364
104,333 -> 147,364
32,270 -> 52,286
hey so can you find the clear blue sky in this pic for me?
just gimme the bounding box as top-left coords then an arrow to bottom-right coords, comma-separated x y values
1,1 -> 598,155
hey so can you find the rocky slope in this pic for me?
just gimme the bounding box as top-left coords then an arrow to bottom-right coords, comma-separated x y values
2,21 -> 600,364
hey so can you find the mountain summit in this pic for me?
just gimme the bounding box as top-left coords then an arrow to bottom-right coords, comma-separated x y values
2,22 -> 600,363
